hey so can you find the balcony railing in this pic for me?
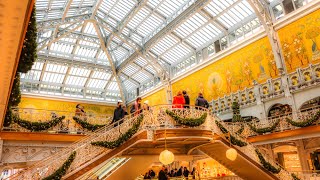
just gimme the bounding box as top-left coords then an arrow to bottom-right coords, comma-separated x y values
223,105 -> 320,138
212,63 -> 320,114
8,105 -> 292,180
2,108 -> 113,134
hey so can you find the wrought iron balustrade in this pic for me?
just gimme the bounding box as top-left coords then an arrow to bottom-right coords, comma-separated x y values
7,105 -> 292,180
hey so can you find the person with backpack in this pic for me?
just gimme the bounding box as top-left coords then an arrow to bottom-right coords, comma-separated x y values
112,102 -> 126,126
195,93 -> 209,109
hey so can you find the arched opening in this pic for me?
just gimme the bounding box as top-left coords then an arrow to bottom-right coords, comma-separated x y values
300,96 -> 320,111
268,103 -> 292,118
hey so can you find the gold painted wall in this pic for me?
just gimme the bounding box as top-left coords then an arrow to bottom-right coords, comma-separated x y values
172,37 -> 276,104
278,10 -> 320,72
19,97 -> 115,115
142,89 -> 167,106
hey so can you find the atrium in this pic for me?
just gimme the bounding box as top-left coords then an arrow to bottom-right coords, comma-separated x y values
0,0 -> 319,179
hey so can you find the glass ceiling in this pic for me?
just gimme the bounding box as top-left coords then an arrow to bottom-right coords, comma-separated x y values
20,0 -> 313,103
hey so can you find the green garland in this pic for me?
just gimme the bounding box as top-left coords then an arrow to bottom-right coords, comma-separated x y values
255,149 -> 280,174
165,110 -> 207,127
247,119 -> 280,134
13,115 -> 65,132
236,124 -> 244,135
291,173 -> 301,180
232,102 -> 243,122
286,111 -> 320,127
18,6 -> 37,73
42,151 -> 76,180
4,74 -> 21,127
215,120 -> 247,147
91,115 -> 143,149
73,116 -> 106,131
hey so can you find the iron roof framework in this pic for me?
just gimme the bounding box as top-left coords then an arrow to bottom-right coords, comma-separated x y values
20,0 -> 314,103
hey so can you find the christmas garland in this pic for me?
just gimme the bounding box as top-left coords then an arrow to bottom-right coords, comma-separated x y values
236,124 -> 244,135
73,116 -> 106,131
291,173 -> 301,180
232,102 -> 244,122
91,115 -> 143,149
247,119 -> 280,134
42,151 -> 76,180
255,149 -> 280,174
285,111 -> 320,127
13,115 -> 65,132
215,120 -> 247,147
165,110 -> 207,127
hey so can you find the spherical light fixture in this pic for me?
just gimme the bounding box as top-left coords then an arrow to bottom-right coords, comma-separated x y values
159,149 -> 174,165
226,148 -> 237,161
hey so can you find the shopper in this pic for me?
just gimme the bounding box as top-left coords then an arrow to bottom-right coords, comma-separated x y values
183,167 -> 189,179
112,102 -> 125,126
173,91 -> 185,109
183,90 -> 190,108
158,166 -> 168,180
195,93 -> 209,109
130,97 -> 142,115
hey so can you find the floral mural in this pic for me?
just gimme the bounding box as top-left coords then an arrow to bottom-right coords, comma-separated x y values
172,37 -> 273,104
278,10 -> 320,71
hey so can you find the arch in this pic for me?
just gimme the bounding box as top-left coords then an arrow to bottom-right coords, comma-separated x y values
299,96 -> 320,110
294,87 -> 320,109
267,103 -> 291,118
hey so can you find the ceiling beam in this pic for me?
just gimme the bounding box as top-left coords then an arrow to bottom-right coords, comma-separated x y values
116,0 -> 211,73
92,22 -> 127,103
247,0 -> 285,71
37,13 -> 91,30
37,54 -> 112,71
61,0 -> 74,22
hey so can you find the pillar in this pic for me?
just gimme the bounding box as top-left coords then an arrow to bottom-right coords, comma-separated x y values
296,140 -> 310,172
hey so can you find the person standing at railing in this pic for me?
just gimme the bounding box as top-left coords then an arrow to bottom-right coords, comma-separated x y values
131,97 -> 142,116
112,102 -> 126,126
183,90 -> 190,108
75,104 -> 87,118
173,91 -> 185,109
195,93 -> 209,110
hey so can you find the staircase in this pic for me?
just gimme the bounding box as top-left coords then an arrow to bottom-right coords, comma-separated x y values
7,106 -> 293,180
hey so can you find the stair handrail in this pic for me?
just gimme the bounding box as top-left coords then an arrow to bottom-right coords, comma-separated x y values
7,111 -> 143,179
7,105 -> 207,179
210,114 -> 292,180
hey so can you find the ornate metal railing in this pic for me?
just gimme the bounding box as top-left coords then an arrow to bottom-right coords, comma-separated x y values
224,106 -> 320,138
7,105 -> 293,180
2,108 -> 113,134
208,115 -> 292,180
212,63 -> 320,114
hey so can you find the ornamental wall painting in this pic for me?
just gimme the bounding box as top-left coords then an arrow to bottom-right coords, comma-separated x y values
278,10 -> 320,72
171,37 -> 274,103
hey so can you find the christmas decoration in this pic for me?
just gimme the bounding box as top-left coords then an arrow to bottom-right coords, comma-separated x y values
73,116 -> 106,131
232,102 -> 243,122
42,151 -> 76,180
13,115 -> 65,131
286,111 -> 320,127
165,110 -> 207,127
255,149 -> 280,174
247,119 -> 280,134
215,120 -> 247,147
18,6 -> 37,73
91,115 -> 143,149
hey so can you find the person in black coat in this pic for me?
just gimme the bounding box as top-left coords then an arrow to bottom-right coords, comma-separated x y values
177,166 -> 183,177
195,93 -> 209,109
158,166 -> 168,180
183,90 -> 190,108
183,167 -> 189,179
112,102 -> 125,126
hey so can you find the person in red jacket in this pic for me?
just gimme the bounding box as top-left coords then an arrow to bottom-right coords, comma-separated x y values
173,91 -> 185,109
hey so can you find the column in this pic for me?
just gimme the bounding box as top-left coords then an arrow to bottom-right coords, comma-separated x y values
296,140 -> 310,172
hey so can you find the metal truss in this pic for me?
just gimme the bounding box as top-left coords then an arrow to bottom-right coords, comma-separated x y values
247,0 -> 285,71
